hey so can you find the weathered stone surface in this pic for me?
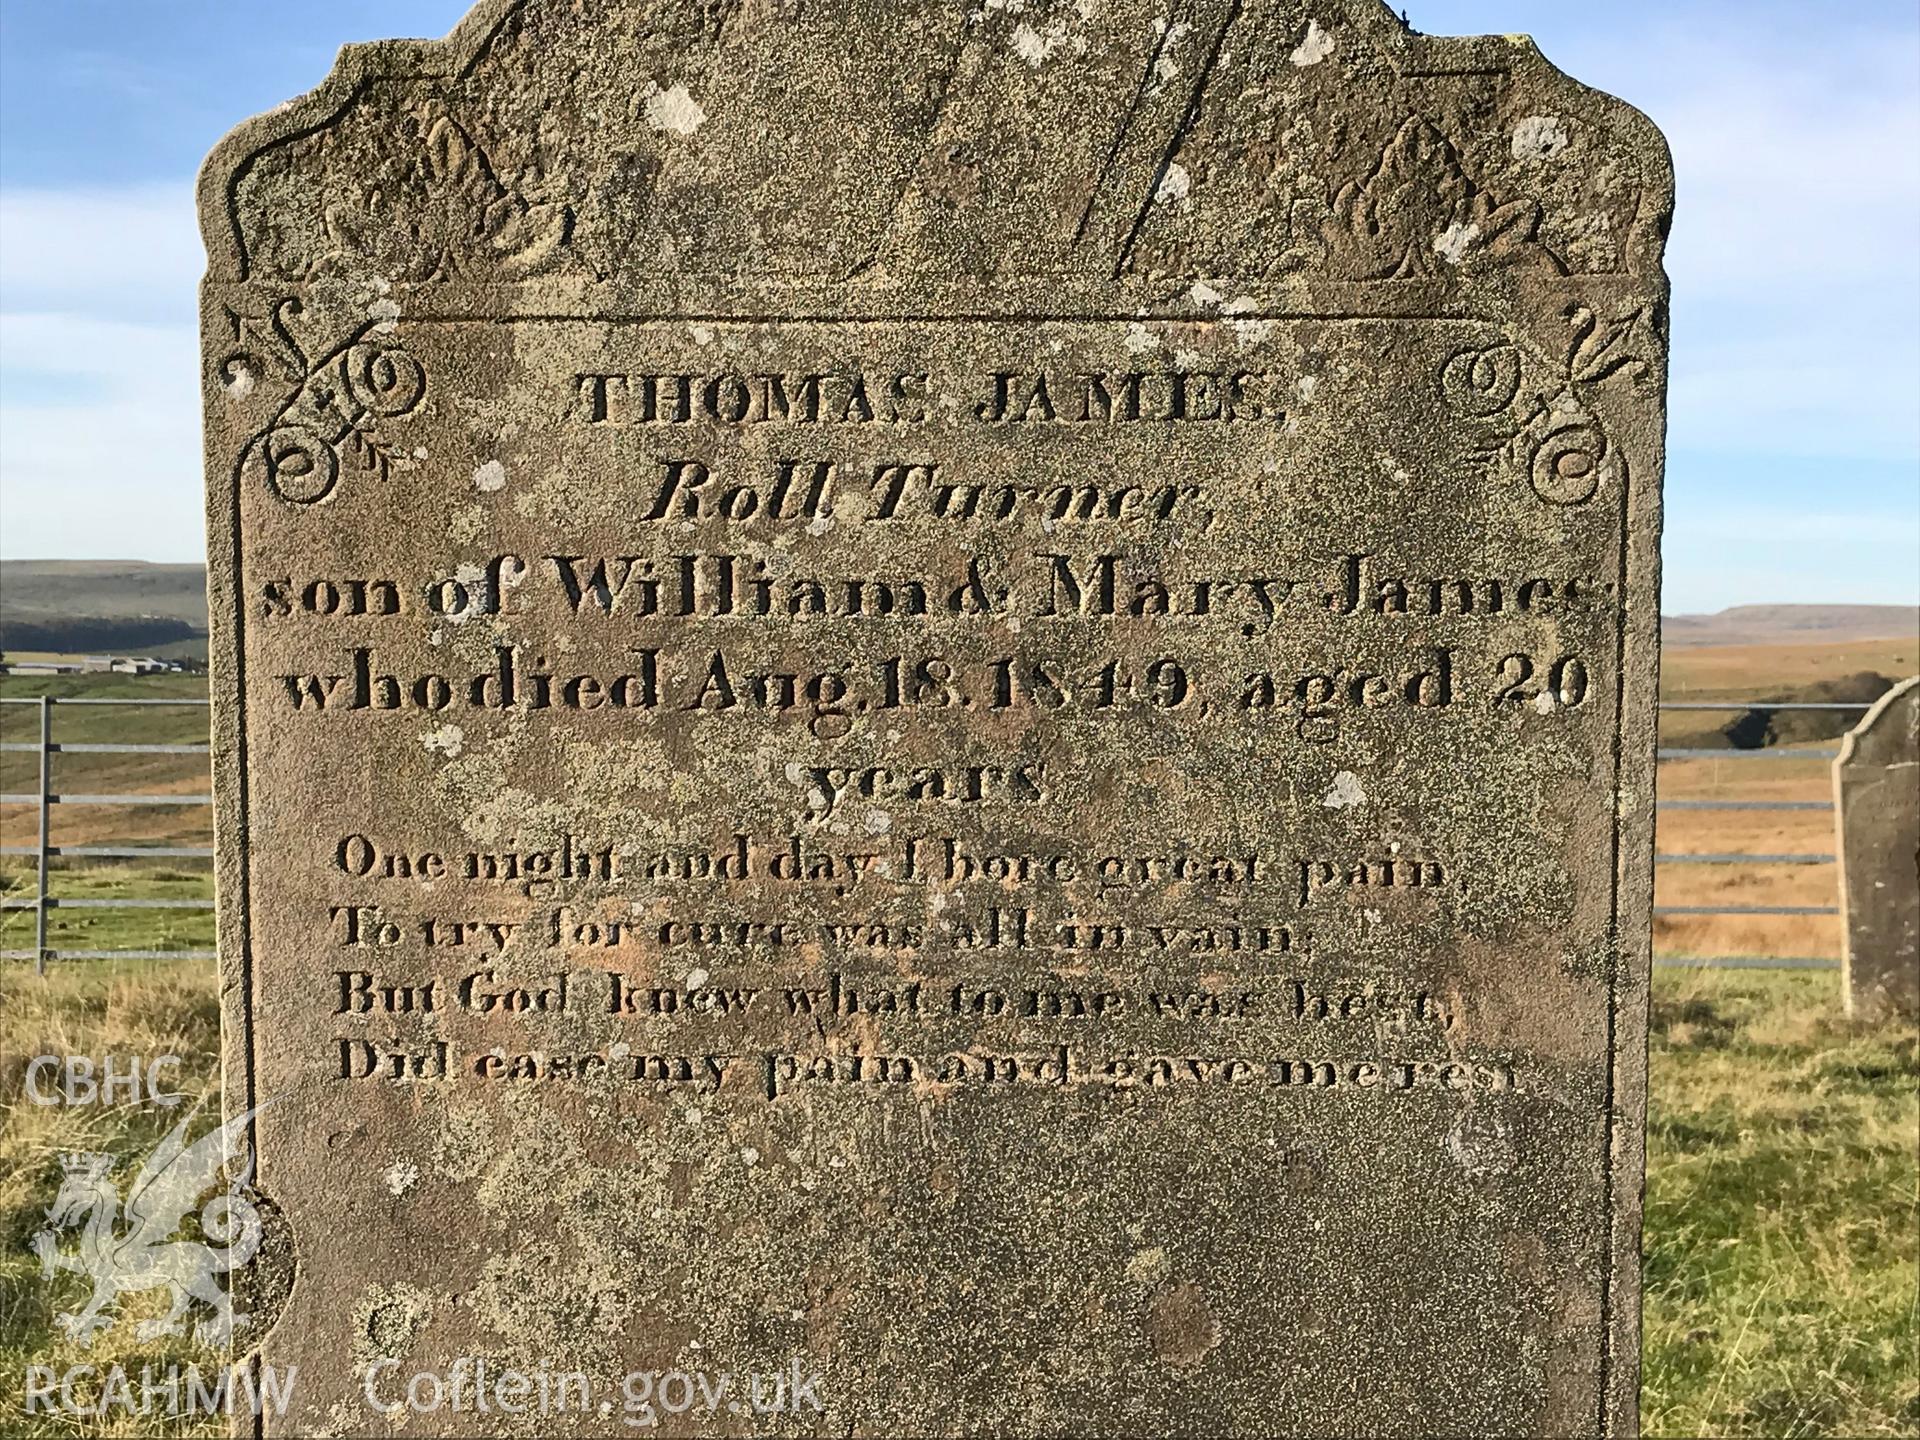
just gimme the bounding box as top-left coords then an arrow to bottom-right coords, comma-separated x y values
1835,676 -> 1920,1021
199,3 -> 1670,1433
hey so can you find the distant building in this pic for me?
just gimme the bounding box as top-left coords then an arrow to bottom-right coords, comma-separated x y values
0,655 -> 179,676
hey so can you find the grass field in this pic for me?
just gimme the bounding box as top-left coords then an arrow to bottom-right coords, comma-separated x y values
0,963 -> 222,1436
1643,969 -> 1917,1437
1,642 -> 1916,1434
1660,636 -> 1917,716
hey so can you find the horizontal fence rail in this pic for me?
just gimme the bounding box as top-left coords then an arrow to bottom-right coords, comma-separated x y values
1659,747 -> 1839,760
1651,956 -> 1840,971
1656,702 -> 1873,711
1656,905 -> 1839,916
0,692 -> 1875,975
1656,853 -> 1834,865
0,793 -> 212,806
0,950 -> 220,962
1659,799 -> 1833,812
1,897 -> 215,909
0,844 -> 215,857
0,742 -> 210,754
0,697 -> 209,707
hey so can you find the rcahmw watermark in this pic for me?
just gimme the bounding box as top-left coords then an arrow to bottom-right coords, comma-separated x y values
22,1362 -> 297,1421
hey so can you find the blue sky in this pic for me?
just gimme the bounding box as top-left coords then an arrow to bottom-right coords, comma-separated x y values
1,1 -> 1915,614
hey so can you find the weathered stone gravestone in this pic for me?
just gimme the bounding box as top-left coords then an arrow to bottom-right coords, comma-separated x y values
1835,676 -> 1920,1021
199,2 -> 1669,1432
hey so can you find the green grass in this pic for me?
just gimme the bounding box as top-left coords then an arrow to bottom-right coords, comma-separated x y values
0,864 -> 215,959
0,962 -> 225,1435
1643,969 -> 1919,1437
0,670 -> 209,704
0,960 -> 1913,1435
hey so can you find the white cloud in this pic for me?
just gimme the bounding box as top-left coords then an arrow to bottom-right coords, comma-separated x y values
0,184 -> 203,321
1660,550 -> 1920,613
1656,60 -> 1919,296
1662,490 -> 1920,610
1558,11 -> 1920,466
0,312 -> 202,560
1668,336 -> 1920,462
0,185 -> 205,558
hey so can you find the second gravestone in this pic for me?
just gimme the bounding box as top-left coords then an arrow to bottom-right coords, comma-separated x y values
1835,677 -> 1920,1021
201,2 -> 1670,1433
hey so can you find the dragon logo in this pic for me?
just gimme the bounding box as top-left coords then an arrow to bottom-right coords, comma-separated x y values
31,1104 -> 269,1347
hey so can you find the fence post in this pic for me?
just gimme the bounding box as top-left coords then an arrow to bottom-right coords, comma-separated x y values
35,695 -> 52,975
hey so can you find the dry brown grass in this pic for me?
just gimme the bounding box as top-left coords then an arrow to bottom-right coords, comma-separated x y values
1661,635 -> 1918,697
1655,753 -> 1842,962
0,962 -> 225,1436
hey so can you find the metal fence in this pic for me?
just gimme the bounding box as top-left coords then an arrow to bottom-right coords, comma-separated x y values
1651,700 -> 1868,972
0,693 -> 1873,974
0,695 -> 214,972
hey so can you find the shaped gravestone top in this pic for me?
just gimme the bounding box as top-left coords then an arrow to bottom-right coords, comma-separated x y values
200,3 -> 1671,1434
202,0 -> 1668,293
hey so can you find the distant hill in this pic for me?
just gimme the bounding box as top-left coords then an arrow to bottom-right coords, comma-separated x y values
1663,604 -> 1919,649
0,560 -> 209,659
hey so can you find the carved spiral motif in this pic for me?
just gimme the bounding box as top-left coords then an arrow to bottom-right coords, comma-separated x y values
343,342 -> 427,417
242,424 -> 339,505
1529,421 -> 1609,506
1438,342 -> 1522,418
238,330 -> 429,507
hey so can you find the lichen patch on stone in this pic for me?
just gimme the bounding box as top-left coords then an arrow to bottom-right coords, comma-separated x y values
1434,220 -> 1481,265
1144,1281 -> 1221,1368
643,83 -> 706,135
1010,13 -> 1089,66
1322,771 -> 1367,809
420,723 -> 465,758
1290,19 -> 1334,66
1512,114 -> 1571,162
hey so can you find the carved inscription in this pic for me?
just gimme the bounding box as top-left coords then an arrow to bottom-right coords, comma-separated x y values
223,317 -> 1636,1125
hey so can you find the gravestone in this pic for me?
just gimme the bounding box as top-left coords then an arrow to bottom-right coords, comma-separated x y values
199,2 -> 1670,1433
1834,676 -> 1920,1021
